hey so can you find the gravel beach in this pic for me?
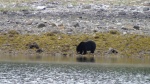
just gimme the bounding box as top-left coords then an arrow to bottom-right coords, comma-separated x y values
0,0 -> 149,35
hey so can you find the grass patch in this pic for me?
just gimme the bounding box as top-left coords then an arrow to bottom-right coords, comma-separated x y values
0,31 -> 150,57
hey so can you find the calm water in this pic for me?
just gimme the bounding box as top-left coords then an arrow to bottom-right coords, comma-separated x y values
0,62 -> 150,84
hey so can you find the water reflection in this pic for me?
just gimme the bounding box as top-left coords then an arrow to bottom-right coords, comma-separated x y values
76,56 -> 95,62
0,54 -> 150,65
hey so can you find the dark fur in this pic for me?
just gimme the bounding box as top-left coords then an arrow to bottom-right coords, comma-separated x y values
76,40 -> 96,55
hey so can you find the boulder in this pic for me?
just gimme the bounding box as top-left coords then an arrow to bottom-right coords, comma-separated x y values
67,3 -> 73,8
36,6 -> 46,10
27,42 -> 39,49
133,25 -> 140,30
143,7 -> 149,11
143,2 -> 150,6
107,48 -> 118,54
118,11 -> 126,15
73,23 -> 80,28
37,23 -> 46,28
36,49 -> 43,53
82,5 -> 92,9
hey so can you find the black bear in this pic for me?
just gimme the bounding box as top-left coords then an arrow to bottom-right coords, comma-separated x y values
76,40 -> 96,55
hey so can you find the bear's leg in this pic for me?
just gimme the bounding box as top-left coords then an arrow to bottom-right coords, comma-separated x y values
91,50 -> 95,53
79,50 -> 83,54
90,50 -> 95,57
83,50 -> 87,55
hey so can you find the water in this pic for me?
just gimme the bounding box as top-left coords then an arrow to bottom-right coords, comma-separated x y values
0,62 -> 150,84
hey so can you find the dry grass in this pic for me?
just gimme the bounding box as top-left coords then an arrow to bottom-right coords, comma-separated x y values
0,31 -> 150,57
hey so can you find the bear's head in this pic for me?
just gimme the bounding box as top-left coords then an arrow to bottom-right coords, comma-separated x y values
76,42 -> 85,54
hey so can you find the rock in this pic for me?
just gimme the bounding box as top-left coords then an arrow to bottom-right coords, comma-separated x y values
121,27 -> 128,30
67,3 -> 73,8
26,20 -> 33,25
62,53 -> 67,57
21,9 -> 30,14
118,11 -> 126,15
107,48 -> 118,54
2,11 -> 8,14
143,2 -> 150,6
73,23 -> 80,28
93,30 -> 98,33
82,5 -> 92,9
132,12 -> 145,18
49,22 -> 57,27
133,25 -> 140,30
27,42 -> 39,49
66,29 -> 73,35
36,49 -> 43,53
8,30 -> 19,35
37,23 -> 46,28
143,7 -> 149,11
36,6 -> 46,10
123,31 -> 127,35
51,30 -> 61,34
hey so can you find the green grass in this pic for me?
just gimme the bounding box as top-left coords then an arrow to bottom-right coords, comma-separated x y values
0,31 -> 150,57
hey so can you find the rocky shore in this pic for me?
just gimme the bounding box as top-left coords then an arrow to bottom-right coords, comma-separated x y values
0,0 -> 149,35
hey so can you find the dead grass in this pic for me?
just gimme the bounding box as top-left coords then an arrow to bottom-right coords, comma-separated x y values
0,31 -> 150,57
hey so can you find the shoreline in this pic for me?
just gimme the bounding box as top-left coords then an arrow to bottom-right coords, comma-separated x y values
0,57 -> 150,67
0,0 -> 149,61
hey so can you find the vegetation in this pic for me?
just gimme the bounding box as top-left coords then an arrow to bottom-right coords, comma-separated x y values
0,30 -> 150,57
